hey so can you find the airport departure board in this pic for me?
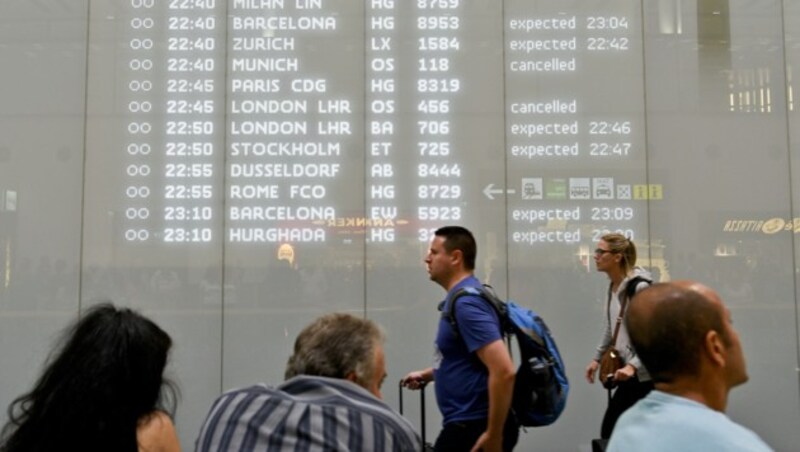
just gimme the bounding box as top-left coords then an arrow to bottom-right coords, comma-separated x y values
87,0 -> 651,252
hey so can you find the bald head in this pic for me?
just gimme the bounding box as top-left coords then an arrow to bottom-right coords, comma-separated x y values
626,281 -> 729,383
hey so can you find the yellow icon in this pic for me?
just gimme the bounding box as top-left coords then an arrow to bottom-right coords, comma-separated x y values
633,185 -> 649,200
761,218 -> 784,234
648,184 -> 663,200
277,243 -> 295,265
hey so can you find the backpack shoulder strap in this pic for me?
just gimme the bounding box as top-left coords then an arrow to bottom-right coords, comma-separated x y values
443,284 -> 505,339
610,276 -> 651,346
623,275 -> 651,302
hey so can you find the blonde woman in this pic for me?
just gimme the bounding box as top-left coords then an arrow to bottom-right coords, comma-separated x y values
585,233 -> 653,440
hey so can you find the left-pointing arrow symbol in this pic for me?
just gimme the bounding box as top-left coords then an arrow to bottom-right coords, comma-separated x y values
483,183 -> 505,200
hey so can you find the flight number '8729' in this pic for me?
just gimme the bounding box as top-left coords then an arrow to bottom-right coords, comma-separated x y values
418,185 -> 461,199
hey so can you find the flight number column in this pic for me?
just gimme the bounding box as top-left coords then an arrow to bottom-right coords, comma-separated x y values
162,0 -> 222,244
415,0 -> 463,239
366,0 -> 399,243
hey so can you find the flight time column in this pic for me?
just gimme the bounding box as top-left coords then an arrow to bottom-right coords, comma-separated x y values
415,0 -> 463,241
583,9 -> 647,244
162,0 -> 223,244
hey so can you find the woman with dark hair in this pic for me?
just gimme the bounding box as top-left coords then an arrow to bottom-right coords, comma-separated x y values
0,303 -> 180,452
584,233 -> 653,441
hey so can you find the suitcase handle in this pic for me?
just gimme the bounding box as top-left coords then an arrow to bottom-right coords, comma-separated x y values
399,379 -> 428,448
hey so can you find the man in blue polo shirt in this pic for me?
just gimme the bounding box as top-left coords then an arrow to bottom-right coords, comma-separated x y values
403,226 -> 518,452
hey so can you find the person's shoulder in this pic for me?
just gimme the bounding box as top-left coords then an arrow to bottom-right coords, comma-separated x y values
221,382 -> 273,398
446,278 -> 489,310
621,270 -> 652,297
681,418 -> 774,452
714,417 -> 774,451
630,269 -> 653,286
208,383 -> 279,416
454,292 -> 495,318
612,395 -> 773,452
137,410 -> 181,452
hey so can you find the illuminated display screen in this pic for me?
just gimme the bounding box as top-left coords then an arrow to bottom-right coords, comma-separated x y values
89,0 -> 652,249
11,3 -> 800,450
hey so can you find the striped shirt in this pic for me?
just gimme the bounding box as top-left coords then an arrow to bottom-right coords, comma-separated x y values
195,375 -> 421,452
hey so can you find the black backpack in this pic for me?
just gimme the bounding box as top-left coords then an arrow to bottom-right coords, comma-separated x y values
443,285 -> 569,427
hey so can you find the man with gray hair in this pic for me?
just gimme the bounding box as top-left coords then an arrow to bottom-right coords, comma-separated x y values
607,281 -> 772,451
195,313 -> 420,452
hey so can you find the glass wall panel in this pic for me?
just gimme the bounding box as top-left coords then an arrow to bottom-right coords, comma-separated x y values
365,0 -> 507,437
0,0 -> 87,429
82,0 -> 226,442
645,1 -> 800,450
1,0 -> 799,450
785,0 -> 800,448
221,0 -> 367,392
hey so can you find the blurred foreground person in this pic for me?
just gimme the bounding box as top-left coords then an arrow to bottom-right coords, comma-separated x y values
607,281 -> 773,451
195,313 -> 420,452
0,303 -> 180,452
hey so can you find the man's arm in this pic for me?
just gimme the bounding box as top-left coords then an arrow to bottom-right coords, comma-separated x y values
472,339 -> 515,452
401,367 -> 434,390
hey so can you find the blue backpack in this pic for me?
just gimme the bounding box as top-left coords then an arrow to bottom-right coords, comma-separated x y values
444,285 -> 569,427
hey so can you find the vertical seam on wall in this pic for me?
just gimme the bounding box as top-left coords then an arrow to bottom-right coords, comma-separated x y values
778,0 -> 800,394
501,1 -> 510,297
78,0 -> 93,317
362,0 -> 368,319
220,0 -> 232,394
639,0 -> 653,268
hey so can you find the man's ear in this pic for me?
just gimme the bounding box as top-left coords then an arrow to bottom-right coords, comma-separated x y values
450,249 -> 463,266
705,330 -> 726,367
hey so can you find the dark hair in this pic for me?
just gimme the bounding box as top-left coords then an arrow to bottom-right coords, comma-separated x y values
285,313 -> 384,388
626,284 -> 727,383
0,303 -> 176,452
435,226 -> 477,270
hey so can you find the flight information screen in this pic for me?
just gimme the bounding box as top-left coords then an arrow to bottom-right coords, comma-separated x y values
86,0 -> 652,253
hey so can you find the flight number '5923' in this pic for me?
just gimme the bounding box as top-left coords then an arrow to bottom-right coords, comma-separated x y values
418,206 -> 461,220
